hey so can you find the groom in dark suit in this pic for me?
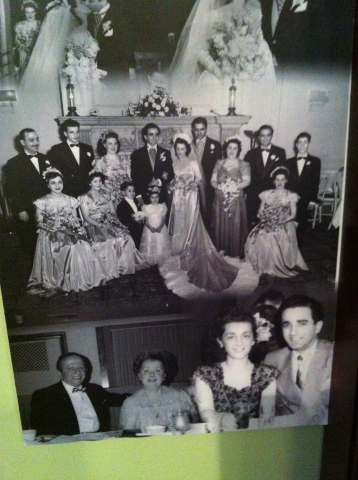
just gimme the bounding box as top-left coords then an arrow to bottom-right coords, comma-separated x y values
85,0 -> 136,78
286,132 -> 321,248
191,117 -> 222,229
31,352 -> 129,436
4,128 -> 51,258
260,0 -> 333,66
49,119 -> 95,198
244,125 -> 286,226
130,123 -> 174,206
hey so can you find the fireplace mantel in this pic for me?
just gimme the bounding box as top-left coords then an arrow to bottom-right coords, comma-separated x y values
56,115 -> 251,152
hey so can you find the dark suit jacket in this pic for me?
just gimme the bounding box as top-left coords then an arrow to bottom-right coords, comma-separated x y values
244,144 -> 286,196
49,142 -> 95,198
265,340 -> 333,423
286,154 -> 321,205
30,381 -> 129,436
116,198 -> 143,249
87,3 -> 136,75
4,151 -> 50,216
130,145 -> 174,201
261,0 -> 333,65
194,137 -> 222,211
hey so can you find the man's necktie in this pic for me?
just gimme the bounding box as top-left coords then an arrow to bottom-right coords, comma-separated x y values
93,13 -> 102,37
296,355 -> 303,389
149,148 -> 156,170
196,140 -> 205,162
72,386 -> 86,393
276,0 -> 287,16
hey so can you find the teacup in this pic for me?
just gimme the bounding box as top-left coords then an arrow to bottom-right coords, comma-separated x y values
23,429 -> 37,441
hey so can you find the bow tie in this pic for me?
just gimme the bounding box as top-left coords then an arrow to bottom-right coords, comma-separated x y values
297,157 -> 306,161
72,386 -> 86,393
27,155 -> 38,159
70,143 -> 79,148
261,149 -> 270,152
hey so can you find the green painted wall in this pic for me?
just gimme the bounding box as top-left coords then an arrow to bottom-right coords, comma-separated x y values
0,295 -> 323,480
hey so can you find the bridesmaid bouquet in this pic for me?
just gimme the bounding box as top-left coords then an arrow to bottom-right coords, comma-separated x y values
97,211 -> 129,238
40,207 -> 89,242
206,9 -> 271,80
256,204 -> 290,233
218,178 -> 241,218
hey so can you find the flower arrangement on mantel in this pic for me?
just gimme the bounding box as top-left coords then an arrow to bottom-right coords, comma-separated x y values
127,86 -> 180,117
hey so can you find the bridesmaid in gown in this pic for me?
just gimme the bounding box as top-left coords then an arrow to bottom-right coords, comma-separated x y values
168,135 -> 238,293
14,1 -> 41,79
78,172 -> 146,279
211,137 -> 250,259
92,131 -> 132,208
245,167 -> 308,277
28,168 -> 107,294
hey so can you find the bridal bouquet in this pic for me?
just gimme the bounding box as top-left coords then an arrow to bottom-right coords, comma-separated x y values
98,211 -> 129,238
127,86 -> 180,118
170,174 -> 198,194
63,37 -> 105,84
218,177 -> 241,217
206,9 -> 272,80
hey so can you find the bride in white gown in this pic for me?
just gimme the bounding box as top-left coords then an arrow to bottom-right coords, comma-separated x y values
169,0 -> 275,114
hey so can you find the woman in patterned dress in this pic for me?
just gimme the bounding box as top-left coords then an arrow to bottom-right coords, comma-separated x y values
14,1 -> 41,78
194,309 -> 279,431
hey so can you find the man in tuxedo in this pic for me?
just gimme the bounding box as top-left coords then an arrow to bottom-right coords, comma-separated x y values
191,117 -> 222,229
244,125 -> 286,226
131,123 -> 174,206
286,132 -> 321,248
4,128 -> 51,258
260,0 -> 333,66
84,0 -> 136,78
30,352 -> 130,436
49,119 -> 95,198
265,295 -> 333,425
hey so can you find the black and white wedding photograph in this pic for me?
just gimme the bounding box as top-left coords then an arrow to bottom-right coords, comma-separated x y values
0,0 -> 354,446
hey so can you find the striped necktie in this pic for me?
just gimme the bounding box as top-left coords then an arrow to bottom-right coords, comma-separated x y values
93,13 -> 102,37
296,355 -> 303,389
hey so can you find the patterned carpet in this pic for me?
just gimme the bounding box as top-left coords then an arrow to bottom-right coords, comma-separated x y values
0,217 -> 339,328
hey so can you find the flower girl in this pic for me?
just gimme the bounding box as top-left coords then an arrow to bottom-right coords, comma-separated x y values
139,188 -> 171,266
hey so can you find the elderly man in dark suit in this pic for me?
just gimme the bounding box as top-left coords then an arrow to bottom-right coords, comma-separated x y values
130,123 -> 174,207
244,124 -> 286,226
260,0 -> 333,66
191,117 -> 222,230
84,0 -> 136,78
286,132 -> 321,248
49,119 -> 95,198
30,352 -> 129,436
265,295 -> 333,425
4,128 -> 51,258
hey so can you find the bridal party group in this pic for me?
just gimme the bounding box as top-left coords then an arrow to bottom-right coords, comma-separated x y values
4,117 -> 320,296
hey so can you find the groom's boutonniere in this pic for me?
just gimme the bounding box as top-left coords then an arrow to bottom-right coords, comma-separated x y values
306,161 -> 311,166
210,144 -> 215,152
87,152 -> 92,157
45,160 -> 50,165
102,20 -> 113,36
160,152 -> 167,162
270,155 -> 278,161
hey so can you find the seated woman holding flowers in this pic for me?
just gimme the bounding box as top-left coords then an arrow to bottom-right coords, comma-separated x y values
211,137 -> 250,259
245,166 -> 308,278
78,172 -> 147,280
92,131 -> 132,208
28,168 -> 107,294
120,350 -> 197,432
194,308 -> 279,431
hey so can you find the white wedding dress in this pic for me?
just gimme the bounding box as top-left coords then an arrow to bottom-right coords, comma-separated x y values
169,0 -> 276,115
